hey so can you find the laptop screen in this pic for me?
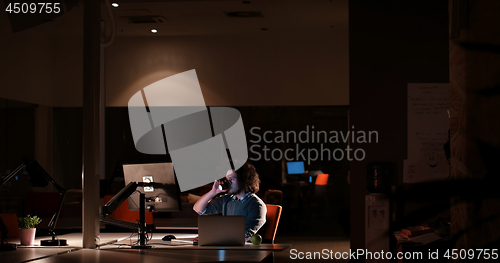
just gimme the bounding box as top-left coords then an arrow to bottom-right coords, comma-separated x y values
198,215 -> 245,246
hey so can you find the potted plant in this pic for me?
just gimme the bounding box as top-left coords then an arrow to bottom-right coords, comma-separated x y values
18,215 -> 42,246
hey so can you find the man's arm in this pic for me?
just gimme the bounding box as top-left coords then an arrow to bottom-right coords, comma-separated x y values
244,197 -> 267,239
193,180 -> 226,214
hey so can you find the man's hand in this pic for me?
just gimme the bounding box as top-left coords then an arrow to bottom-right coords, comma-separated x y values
211,180 -> 227,194
193,180 -> 226,214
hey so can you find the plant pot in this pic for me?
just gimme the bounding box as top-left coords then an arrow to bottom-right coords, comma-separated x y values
19,228 -> 36,246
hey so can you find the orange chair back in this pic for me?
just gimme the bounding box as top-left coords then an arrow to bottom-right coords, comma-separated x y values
0,213 -> 19,238
260,204 -> 282,244
103,195 -> 154,225
315,174 -> 329,185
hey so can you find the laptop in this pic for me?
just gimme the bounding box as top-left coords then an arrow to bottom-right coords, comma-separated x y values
198,215 -> 245,246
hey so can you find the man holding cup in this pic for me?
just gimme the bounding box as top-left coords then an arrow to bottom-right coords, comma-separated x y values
193,162 -> 267,241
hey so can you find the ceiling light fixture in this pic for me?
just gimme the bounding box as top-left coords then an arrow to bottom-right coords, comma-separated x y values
111,3 -> 119,8
151,29 -> 158,33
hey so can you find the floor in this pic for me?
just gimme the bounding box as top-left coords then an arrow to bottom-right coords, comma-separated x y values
270,189 -> 352,262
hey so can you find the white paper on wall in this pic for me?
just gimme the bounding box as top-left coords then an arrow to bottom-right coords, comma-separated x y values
405,83 -> 450,183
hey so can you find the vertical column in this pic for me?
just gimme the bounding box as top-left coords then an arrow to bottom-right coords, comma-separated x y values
100,47 -> 106,183
82,0 -> 101,249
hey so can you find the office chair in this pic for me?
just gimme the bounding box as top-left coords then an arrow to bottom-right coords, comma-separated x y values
315,174 -> 329,186
258,204 -> 282,244
0,213 -> 19,238
103,195 -> 154,225
308,174 -> 329,218
263,189 -> 283,205
314,174 -> 329,196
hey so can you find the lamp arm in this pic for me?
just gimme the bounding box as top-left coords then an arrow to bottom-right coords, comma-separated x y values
99,217 -> 139,230
47,190 -> 67,238
0,163 -> 26,188
31,162 -> 67,239
100,181 -> 160,248
101,181 -> 161,215
102,182 -> 139,215
1,159 -> 69,247
99,182 -> 142,232
35,162 -> 66,194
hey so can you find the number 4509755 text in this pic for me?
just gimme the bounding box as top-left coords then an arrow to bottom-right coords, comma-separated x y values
5,3 -> 61,14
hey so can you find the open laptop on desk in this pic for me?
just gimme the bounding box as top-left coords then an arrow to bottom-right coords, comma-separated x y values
198,215 -> 245,246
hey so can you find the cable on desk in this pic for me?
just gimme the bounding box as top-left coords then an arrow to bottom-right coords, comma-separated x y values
96,233 -> 139,249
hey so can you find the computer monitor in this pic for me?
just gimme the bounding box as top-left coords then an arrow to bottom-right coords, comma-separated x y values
287,161 -> 305,174
123,163 -> 182,213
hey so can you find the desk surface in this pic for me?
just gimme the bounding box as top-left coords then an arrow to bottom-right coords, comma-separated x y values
2,232 -> 290,263
106,233 -> 289,251
0,246 -> 79,263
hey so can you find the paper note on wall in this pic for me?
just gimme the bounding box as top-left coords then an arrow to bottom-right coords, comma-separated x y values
405,83 -> 450,183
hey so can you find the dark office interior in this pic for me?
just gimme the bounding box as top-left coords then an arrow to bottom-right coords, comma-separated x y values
1,0 -> 500,262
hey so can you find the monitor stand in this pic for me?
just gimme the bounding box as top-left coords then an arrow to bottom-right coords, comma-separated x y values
131,192 -> 151,249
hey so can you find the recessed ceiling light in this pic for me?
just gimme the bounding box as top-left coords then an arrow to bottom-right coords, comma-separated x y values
151,29 -> 158,33
111,3 -> 119,8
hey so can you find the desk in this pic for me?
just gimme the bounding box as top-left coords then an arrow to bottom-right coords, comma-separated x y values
0,247 -> 79,263
107,233 -> 289,251
394,231 -> 450,262
1,233 -> 129,263
4,233 -> 144,248
31,248 -> 273,263
2,233 -> 290,263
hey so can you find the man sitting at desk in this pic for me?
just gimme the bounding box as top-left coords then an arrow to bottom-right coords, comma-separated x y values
193,162 -> 267,241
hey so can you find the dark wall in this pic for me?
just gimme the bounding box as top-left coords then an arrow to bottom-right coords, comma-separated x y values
48,105 -> 350,203
104,106 -> 349,194
349,0 -> 449,251
0,99 -> 36,213
104,106 -> 350,234
52,108 -> 82,190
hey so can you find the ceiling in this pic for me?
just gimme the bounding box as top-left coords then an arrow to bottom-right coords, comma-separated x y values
0,0 -> 348,37
0,0 -> 349,107
105,0 -> 348,36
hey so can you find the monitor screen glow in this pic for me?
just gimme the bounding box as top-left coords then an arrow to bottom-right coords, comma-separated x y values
287,161 -> 305,174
